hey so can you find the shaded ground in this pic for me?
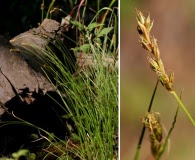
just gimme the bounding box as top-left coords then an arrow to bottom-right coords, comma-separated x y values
0,91 -> 71,157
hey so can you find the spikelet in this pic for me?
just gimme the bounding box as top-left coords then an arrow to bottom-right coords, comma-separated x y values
135,8 -> 174,92
142,112 -> 163,159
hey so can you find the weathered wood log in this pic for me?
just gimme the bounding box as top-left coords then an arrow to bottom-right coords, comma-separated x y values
0,18 -> 74,114
0,18 -> 74,154
0,35 -> 55,111
9,17 -> 74,73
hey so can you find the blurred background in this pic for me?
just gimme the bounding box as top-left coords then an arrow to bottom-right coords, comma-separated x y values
120,0 -> 195,159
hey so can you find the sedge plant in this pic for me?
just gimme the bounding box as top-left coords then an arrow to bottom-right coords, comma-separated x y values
5,1 -> 118,159
134,8 -> 194,160
0,1 -> 118,159
135,8 -> 195,126
134,80 -> 180,160
43,6 -> 118,158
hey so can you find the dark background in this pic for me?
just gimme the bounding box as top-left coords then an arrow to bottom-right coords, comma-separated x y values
0,0 -> 44,36
0,0 -> 115,38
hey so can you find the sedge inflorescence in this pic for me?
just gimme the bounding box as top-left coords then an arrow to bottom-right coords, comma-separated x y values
135,8 -> 174,92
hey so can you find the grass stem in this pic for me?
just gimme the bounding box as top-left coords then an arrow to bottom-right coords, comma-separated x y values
171,91 -> 195,126
134,80 -> 159,160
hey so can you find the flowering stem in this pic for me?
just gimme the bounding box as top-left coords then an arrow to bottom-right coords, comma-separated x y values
134,80 -> 159,160
171,91 -> 195,126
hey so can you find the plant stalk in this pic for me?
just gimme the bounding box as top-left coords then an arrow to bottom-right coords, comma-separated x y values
171,91 -> 195,126
134,80 -> 159,160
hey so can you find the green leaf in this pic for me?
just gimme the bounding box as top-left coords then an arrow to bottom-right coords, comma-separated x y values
79,44 -> 90,53
96,37 -> 102,44
28,153 -> 36,160
70,20 -> 83,31
71,44 -> 90,53
70,47 -> 80,52
71,133 -> 80,142
12,149 -> 29,159
87,22 -> 103,32
97,27 -> 113,37
30,133 -> 39,140
62,114 -> 72,119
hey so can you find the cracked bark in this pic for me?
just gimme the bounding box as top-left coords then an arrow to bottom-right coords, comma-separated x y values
0,18 -> 73,112
0,35 -> 55,115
